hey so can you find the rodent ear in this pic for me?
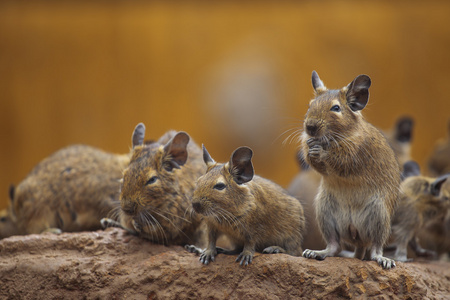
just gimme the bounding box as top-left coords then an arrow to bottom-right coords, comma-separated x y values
311,70 -> 326,93
346,75 -> 371,111
430,175 -> 449,197
401,161 -> 421,180
229,146 -> 254,184
202,144 -> 216,167
163,131 -> 190,171
132,123 -> 146,148
9,184 -> 15,202
395,116 -> 414,143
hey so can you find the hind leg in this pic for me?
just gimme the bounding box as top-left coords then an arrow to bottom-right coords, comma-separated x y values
370,245 -> 396,269
354,247 -> 366,260
303,192 -> 341,260
303,239 -> 341,260
409,237 -> 436,258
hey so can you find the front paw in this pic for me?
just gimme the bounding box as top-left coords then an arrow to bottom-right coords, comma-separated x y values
303,249 -> 326,260
199,249 -> 217,265
308,144 -> 323,159
236,250 -> 254,266
185,244 -> 203,255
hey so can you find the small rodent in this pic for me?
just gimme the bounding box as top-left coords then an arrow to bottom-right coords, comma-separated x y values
301,71 -> 400,269
103,123 -> 206,247
0,145 -> 129,239
191,145 -> 305,266
288,116 -> 414,251
388,161 -> 449,261
428,119 -> 450,176
417,173 -> 450,259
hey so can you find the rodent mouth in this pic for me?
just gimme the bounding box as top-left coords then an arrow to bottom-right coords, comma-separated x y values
192,202 -> 204,214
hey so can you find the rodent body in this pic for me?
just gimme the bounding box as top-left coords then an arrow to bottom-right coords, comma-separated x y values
388,162 -> 449,261
192,146 -> 305,266
416,174 -> 450,259
114,123 -> 206,246
0,145 -> 129,239
288,116 -> 414,251
301,71 -> 400,269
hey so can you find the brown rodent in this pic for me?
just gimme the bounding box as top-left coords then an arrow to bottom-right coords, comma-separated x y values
288,116 -> 414,251
300,71 -> 400,269
388,161 -> 449,261
191,145 -> 305,266
103,123 -> 206,246
416,173 -> 450,259
428,119 -> 450,176
0,145 -> 130,239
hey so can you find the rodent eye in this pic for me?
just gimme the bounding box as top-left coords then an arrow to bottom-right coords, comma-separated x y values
0,217 -> 7,222
330,105 -> 341,112
146,176 -> 158,185
213,183 -> 226,191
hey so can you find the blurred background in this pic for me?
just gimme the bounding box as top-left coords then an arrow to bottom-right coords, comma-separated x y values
1,1 -> 449,210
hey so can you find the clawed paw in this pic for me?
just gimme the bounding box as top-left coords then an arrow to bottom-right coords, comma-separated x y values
376,257 -> 396,269
185,244 -> 202,255
302,249 -> 325,260
236,251 -> 254,266
306,138 -> 319,148
262,246 -> 284,254
199,249 -> 216,265
308,145 -> 323,158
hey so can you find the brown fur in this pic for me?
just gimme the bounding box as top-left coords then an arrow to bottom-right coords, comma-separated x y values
428,119 -> 450,176
192,146 -> 305,266
115,123 -> 206,246
389,173 -> 450,261
288,117 -> 414,251
300,71 -> 401,269
0,145 -> 129,239
416,175 -> 450,259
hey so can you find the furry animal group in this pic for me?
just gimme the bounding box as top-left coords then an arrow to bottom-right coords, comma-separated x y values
1,71 -> 449,270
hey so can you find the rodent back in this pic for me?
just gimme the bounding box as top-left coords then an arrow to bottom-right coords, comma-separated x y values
9,145 -> 128,234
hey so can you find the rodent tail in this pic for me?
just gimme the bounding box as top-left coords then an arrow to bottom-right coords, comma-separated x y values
216,247 -> 242,255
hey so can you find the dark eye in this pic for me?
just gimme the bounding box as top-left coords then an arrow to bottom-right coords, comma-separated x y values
0,216 -> 7,222
146,176 -> 158,185
330,105 -> 341,112
213,183 -> 226,190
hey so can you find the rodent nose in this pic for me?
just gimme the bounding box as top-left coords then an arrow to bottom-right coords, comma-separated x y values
306,124 -> 318,137
192,202 -> 202,213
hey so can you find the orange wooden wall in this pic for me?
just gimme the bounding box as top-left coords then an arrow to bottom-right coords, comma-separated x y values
1,1 -> 449,209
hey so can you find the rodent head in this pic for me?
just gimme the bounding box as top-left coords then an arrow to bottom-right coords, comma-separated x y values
192,145 -> 254,218
119,123 -> 192,240
401,172 -> 450,207
303,71 -> 371,140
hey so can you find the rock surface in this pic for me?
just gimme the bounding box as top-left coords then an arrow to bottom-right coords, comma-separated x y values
0,228 -> 449,299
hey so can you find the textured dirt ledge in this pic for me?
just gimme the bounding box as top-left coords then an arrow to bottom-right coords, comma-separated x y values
0,228 -> 449,299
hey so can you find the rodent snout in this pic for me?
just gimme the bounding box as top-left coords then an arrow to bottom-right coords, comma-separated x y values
305,122 -> 319,137
192,201 -> 202,213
